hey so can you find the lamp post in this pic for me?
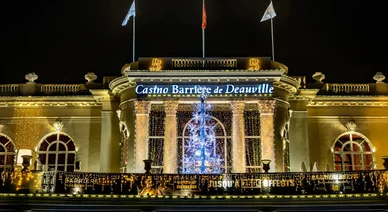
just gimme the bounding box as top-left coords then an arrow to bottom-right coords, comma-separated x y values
262,159 -> 271,173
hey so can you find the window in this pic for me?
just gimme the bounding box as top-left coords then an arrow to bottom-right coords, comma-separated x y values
333,132 -> 375,171
0,134 -> 15,172
244,110 -> 261,173
180,115 -> 229,173
37,132 -> 76,171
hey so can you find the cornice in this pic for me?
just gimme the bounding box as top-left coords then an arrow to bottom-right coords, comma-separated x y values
308,101 -> 388,107
109,76 -> 134,96
308,116 -> 388,123
125,69 -> 284,82
309,95 -> 388,107
273,75 -> 299,95
0,101 -> 101,107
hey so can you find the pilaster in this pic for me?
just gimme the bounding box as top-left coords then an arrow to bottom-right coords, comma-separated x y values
135,101 -> 151,173
163,101 -> 179,173
231,101 -> 246,173
258,99 -> 276,172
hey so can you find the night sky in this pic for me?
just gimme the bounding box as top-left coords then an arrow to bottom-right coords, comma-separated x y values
1,0 -> 386,84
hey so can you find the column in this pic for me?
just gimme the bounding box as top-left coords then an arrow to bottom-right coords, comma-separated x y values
163,101 -> 179,173
231,101 -> 246,173
258,100 -> 276,172
135,101 -> 151,173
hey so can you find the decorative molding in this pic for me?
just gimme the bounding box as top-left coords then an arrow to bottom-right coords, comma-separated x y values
164,101 -> 179,115
307,116 -> 388,123
0,116 -> 101,124
258,100 -> 276,114
230,101 -> 245,114
308,101 -> 388,107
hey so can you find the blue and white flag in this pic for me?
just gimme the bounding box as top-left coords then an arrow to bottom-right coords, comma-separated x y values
260,1 -> 276,22
122,1 -> 136,26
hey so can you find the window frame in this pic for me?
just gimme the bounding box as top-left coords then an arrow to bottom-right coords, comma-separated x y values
0,133 -> 16,171
332,131 -> 375,171
180,116 -> 230,173
36,132 -> 77,172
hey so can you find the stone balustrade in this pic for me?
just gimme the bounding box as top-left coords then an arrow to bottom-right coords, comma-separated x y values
325,83 -> 370,93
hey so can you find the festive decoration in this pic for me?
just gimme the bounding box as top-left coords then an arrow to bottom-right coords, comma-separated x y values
181,88 -> 223,174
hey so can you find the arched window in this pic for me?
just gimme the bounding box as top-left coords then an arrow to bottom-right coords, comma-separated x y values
0,134 -> 16,172
180,115 -> 228,173
332,132 -> 375,171
37,132 -> 76,171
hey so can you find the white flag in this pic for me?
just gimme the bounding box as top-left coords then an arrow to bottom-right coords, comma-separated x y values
122,1 -> 136,26
260,1 -> 276,22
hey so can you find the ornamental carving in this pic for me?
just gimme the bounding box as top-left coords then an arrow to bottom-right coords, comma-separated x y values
164,101 -> 179,115
346,120 -> 357,132
53,120 -> 64,132
134,101 -> 151,115
230,101 -> 245,114
116,109 -> 122,120
258,100 -> 276,114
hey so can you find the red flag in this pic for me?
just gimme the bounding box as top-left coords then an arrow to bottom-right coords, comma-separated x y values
202,1 -> 207,29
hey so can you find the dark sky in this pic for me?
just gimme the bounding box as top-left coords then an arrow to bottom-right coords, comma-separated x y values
1,0 -> 387,84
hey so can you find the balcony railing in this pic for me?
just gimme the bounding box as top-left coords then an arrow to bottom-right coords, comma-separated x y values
172,58 -> 238,69
290,76 -> 306,89
41,84 -> 83,93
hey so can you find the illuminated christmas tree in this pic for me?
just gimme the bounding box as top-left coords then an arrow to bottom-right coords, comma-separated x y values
181,88 -> 223,174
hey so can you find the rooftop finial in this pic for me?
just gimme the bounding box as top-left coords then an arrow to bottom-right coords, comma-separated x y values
312,72 -> 325,83
85,72 -> 97,83
373,72 -> 385,83
25,72 -> 38,84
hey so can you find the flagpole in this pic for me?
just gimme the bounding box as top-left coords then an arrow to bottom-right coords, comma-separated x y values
270,17 -> 275,61
132,1 -> 136,62
202,0 -> 205,59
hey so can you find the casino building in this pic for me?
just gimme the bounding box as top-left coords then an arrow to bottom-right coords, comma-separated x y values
1,57 -> 388,175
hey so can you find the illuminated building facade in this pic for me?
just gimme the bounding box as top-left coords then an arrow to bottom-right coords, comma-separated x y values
0,57 -> 388,175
